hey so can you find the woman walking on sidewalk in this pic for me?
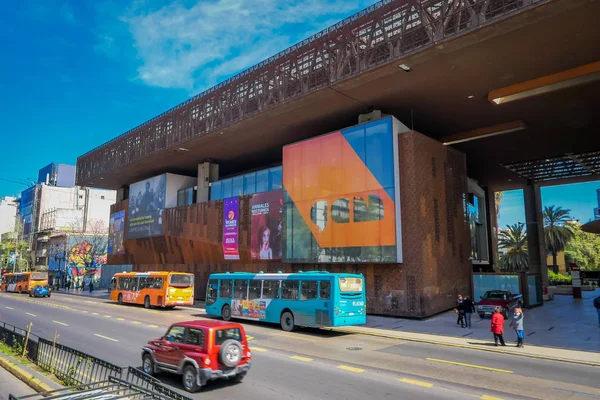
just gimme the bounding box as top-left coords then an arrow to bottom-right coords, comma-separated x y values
491,308 -> 506,346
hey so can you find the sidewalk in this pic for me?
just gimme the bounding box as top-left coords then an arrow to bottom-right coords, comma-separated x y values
52,288 -> 111,299
0,366 -> 34,400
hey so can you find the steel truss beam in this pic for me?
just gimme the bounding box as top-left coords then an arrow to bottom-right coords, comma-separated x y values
77,0 -> 549,185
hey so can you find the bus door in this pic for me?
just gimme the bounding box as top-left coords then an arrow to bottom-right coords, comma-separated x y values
297,280 -> 320,326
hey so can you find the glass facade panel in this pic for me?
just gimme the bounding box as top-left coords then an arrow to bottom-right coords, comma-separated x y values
232,176 -> 244,197
222,178 -> 233,199
210,181 -> 222,201
256,170 -> 269,193
245,173 -> 256,195
472,274 -> 520,302
269,167 -> 283,190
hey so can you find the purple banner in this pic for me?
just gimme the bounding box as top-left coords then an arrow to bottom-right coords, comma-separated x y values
223,197 -> 240,260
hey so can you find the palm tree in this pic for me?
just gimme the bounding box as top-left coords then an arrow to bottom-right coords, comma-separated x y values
494,191 -> 504,219
498,222 -> 529,272
543,205 -> 575,268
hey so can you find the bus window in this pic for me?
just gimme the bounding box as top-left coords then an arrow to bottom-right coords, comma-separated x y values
262,280 -> 279,299
281,280 -> 299,300
220,280 -> 232,298
110,278 -> 116,290
301,281 -> 318,300
169,274 -> 194,288
248,280 -> 261,300
319,281 -> 330,299
234,280 -> 248,300
153,278 -> 164,289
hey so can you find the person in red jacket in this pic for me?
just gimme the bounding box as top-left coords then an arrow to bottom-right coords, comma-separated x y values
491,308 -> 506,346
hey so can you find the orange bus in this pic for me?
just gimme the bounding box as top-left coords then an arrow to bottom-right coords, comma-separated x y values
110,271 -> 195,309
1,272 -> 49,294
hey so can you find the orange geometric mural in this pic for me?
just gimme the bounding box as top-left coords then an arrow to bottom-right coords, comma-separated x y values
283,130 -> 396,250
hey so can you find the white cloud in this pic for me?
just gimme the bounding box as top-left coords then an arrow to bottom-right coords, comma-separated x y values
120,0 -> 375,92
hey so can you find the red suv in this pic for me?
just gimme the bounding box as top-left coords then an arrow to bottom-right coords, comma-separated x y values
141,320 -> 251,393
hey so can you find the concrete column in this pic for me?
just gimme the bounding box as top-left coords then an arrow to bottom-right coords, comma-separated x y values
484,187 -> 498,271
524,183 -> 549,287
197,162 -> 219,202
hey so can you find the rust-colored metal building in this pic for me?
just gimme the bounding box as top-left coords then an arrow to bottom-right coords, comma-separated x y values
78,0 -> 600,317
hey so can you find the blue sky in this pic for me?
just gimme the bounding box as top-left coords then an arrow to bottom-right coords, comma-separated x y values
498,181 -> 600,228
0,0 -> 375,198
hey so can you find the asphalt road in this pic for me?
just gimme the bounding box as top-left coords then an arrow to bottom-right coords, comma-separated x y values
0,366 -> 34,400
0,292 -> 598,400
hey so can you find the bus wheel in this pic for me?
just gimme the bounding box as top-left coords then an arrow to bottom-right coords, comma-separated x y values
144,296 -> 151,309
118,293 -> 123,305
221,304 -> 231,321
280,311 -> 295,332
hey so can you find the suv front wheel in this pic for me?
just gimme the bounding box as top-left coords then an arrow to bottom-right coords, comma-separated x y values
182,365 -> 201,393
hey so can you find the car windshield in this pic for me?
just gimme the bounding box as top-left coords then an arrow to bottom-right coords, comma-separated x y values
483,291 -> 508,300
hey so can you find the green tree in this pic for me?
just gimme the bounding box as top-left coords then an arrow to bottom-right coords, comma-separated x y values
543,205 -> 575,268
564,223 -> 600,271
498,222 -> 529,272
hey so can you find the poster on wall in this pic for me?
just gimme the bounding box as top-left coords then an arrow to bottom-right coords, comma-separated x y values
108,211 -> 125,254
223,197 -> 240,260
251,190 -> 283,260
282,117 -> 401,263
127,174 -> 166,239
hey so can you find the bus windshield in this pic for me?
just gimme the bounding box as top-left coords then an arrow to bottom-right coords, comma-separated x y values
169,274 -> 194,288
31,273 -> 48,281
338,277 -> 363,292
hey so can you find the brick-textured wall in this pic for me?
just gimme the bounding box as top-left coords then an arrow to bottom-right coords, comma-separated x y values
108,130 -> 471,317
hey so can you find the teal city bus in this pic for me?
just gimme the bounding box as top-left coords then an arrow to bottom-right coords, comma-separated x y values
204,271 -> 366,331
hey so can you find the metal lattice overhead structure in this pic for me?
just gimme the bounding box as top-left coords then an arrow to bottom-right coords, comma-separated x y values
502,151 -> 600,182
76,0 -> 550,185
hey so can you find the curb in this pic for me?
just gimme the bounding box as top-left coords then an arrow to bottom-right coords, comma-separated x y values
0,354 -> 55,393
327,328 -> 600,368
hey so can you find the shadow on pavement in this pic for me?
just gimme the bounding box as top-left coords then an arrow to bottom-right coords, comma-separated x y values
152,370 -> 244,393
190,313 -> 348,339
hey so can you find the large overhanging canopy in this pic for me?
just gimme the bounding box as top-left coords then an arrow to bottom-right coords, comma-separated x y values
502,150 -> 600,183
581,220 -> 600,234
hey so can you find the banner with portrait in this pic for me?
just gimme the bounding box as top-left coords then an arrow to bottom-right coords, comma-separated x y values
223,197 -> 240,260
251,190 -> 283,260
108,211 -> 125,254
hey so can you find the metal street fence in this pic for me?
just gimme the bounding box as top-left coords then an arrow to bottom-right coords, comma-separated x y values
0,321 -> 39,361
37,337 -> 122,385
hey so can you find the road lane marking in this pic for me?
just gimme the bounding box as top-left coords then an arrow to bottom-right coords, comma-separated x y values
426,358 -> 513,374
246,335 -> 254,341
52,321 -> 68,326
94,334 -> 119,342
481,396 -> 504,400
290,355 -> 313,362
116,318 -> 125,321
131,321 -> 141,324
399,378 -> 433,388
85,301 -> 95,304
148,325 -> 159,328
26,312 -> 36,317
5,307 -> 14,310
337,365 -> 364,373
250,347 -> 267,352
104,315 -> 111,318
80,310 -> 89,313
92,312 -> 99,315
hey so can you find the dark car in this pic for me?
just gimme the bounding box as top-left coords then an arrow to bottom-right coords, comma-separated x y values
30,284 -> 51,298
141,320 -> 251,393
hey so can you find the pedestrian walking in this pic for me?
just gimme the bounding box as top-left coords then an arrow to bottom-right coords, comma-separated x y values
89,280 -> 94,293
594,295 -> 600,326
491,307 -> 506,346
461,296 -> 475,329
509,307 -> 525,348
456,294 -> 464,327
